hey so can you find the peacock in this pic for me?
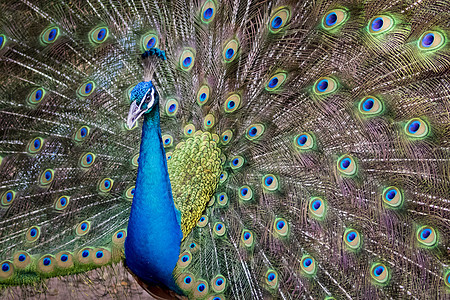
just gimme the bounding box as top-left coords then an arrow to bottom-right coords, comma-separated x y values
0,0 -> 449,299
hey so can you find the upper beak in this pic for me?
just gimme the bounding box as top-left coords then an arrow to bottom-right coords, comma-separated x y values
127,100 -> 147,129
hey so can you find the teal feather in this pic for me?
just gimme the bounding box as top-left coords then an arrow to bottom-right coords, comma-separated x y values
0,0 -> 449,299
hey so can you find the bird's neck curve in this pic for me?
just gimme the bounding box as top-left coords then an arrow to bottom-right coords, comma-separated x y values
125,102 -> 183,292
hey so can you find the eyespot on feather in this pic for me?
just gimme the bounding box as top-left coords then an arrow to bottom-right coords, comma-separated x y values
162,134 -> 173,148
223,39 -> 239,62
211,274 -> 227,293
266,72 -> 287,91
368,15 -> 394,35
13,251 -> 31,269
193,280 -> 209,298
197,215 -> 208,227
418,31 -> 446,51
98,178 -> 114,193
141,33 -> 159,51
219,171 -> 228,184
214,222 -> 226,237
300,255 -> 316,275
183,124 -> 195,137
313,77 -> 338,95
80,152 -> 95,168
265,270 -> 278,288
77,248 -> 93,264
322,9 -> 348,30
358,96 -> 383,115
405,118 -> 429,139
224,94 -> 241,113
78,81 -> 96,97
246,124 -> 265,140
74,126 -> 90,142
92,248 -> 111,265
217,192 -> 228,206
27,137 -> 44,154
337,155 -> 357,176
201,0 -> 216,24
220,130 -> 233,145
241,229 -> 254,248
204,114 -> 215,130
1,190 -> 15,207
165,99 -> 179,116
273,218 -> 289,237
112,229 -> 127,245
177,273 -> 195,291
76,221 -> 91,236
26,226 -> 40,242
444,270 -> 450,288
180,49 -> 195,71
370,262 -> 389,284
382,186 -> 403,208
41,26 -> 60,44
39,169 -> 55,186
295,133 -> 314,150
89,26 -> 109,44
417,225 -> 437,247
197,85 -> 210,106
269,7 -> 290,33
177,251 -> 192,268
230,156 -> 244,169
0,261 -> 13,280
343,228 -> 362,250
309,197 -> 326,219
238,185 -> 253,201
37,255 -> 55,273
262,174 -> 279,191
0,34 -> 6,50
131,153 -> 139,167
55,251 -> 74,268
28,88 -> 46,105
54,196 -> 69,210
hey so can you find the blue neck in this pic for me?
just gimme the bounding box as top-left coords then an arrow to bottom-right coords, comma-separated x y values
125,103 -> 183,291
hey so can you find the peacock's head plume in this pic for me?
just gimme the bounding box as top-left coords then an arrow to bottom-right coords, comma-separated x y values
127,48 -> 167,128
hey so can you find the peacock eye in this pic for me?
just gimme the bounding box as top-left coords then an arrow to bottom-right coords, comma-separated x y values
404,118 -> 429,138
368,15 -> 394,35
370,263 -> 389,284
197,85 -> 210,106
269,7 -> 290,33
141,33 -> 159,50
322,9 -> 348,30
344,228 -> 361,250
358,96 -> 383,115
180,49 -> 195,71
416,225 -> 437,247
265,270 -> 278,288
78,81 -> 96,97
313,77 -> 338,95
201,0 -> 216,24
41,26 -> 60,44
266,72 -> 287,91
90,26 -> 109,44
418,31 -> 445,51
300,255 -> 316,275
223,39 -> 239,62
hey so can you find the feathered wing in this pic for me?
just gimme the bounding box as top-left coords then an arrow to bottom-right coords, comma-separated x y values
0,0 -> 449,299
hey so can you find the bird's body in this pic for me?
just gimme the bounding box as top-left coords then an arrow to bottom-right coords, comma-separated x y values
0,0 -> 450,299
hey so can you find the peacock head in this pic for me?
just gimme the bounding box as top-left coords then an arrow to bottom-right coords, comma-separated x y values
127,81 -> 159,128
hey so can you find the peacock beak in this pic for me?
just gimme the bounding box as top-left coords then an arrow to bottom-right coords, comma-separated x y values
127,100 -> 147,129
127,87 -> 155,129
